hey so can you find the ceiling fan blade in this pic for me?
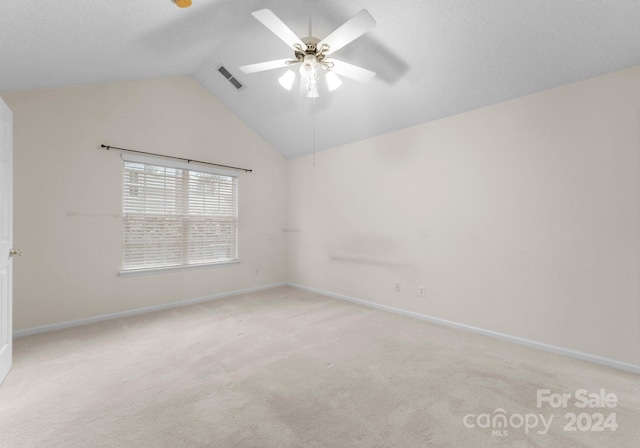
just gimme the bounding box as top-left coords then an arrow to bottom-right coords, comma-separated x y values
328,59 -> 376,82
252,9 -> 307,51
239,59 -> 293,74
317,10 -> 376,56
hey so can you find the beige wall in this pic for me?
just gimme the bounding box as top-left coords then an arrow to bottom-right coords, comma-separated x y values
2,77 -> 288,331
287,67 -> 640,366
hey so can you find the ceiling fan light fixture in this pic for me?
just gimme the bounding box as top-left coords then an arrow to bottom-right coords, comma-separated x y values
278,70 -> 296,90
299,55 -> 319,81
306,82 -> 319,98
326,71 -> 342,91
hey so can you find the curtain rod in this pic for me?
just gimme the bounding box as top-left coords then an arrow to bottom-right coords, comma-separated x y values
99,144 -> 252,173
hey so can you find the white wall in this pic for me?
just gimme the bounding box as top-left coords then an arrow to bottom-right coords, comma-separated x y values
287,67 -> 640,367
2,76 -> 287,331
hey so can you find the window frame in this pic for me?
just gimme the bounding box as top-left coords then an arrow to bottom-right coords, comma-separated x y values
118,153 -> 239,277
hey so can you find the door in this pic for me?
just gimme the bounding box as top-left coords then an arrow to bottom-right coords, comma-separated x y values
0,96 -> 13,385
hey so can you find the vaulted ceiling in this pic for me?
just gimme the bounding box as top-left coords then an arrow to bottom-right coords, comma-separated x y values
1,1 -> 639,158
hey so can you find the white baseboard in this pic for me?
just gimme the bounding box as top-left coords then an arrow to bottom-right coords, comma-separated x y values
13,282 -> 287,338
14,281 -> 640,375
287,283 -> 640,375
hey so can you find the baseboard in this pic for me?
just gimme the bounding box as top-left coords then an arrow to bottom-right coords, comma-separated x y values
287,283 -> 640,375
14,281 -> 640,375
13,282 -> 287,338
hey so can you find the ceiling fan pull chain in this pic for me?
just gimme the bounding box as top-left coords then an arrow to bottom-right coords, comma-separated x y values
312,96 -> 316,167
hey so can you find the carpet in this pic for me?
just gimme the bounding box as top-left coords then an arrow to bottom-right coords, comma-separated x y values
0,286 -> 638,447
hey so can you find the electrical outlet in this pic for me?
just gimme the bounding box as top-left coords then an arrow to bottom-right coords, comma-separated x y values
418,285 -> 425,297
394,283 -> 401,293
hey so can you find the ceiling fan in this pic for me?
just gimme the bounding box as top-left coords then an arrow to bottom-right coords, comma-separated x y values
239,9 -> 376,98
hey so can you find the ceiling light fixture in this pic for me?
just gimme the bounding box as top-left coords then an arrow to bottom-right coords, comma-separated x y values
306,82 -> 319,98
299,53 -> 322,96
278,70 -> 296,90
172,0 -> 192,8
325,71 -> 342,91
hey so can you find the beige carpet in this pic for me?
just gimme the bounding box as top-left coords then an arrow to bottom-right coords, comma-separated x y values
0,286 -> 638,447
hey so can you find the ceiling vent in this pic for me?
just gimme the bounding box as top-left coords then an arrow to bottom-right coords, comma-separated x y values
218,65 -> 244,90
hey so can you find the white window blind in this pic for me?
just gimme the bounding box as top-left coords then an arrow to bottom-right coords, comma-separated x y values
121,154 -> 238,272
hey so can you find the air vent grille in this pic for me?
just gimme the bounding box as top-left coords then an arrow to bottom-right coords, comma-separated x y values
217,65 -> 244,90
229,78 -> 243,90
218,65 -> 232,79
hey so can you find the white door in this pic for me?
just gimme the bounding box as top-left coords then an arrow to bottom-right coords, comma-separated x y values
0,96 -> 13,385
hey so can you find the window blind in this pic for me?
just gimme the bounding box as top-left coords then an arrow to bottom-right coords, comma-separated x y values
122,156 -> 238,271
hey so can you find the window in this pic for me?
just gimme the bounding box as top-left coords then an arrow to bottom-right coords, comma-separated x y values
121,153 -> 238,273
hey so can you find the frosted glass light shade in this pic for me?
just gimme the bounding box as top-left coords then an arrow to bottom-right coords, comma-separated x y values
326,71 -> 342,91
306,82 -> 319,98
278,70 -> 296,90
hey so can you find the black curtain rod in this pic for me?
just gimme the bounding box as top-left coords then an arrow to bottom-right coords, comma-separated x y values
100,144 -> 252,173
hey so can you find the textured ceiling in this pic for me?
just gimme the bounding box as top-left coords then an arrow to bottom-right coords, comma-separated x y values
1,1 -> 639,158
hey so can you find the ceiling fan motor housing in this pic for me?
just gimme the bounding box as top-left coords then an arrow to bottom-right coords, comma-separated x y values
294,37 -> 332,73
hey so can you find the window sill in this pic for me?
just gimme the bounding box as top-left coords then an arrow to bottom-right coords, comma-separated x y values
118,260 -> 240,277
